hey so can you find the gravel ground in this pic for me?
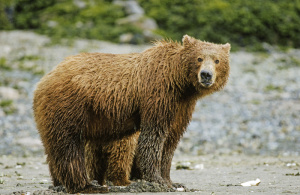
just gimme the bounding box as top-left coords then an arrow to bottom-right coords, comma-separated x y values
0,155 -> 300,194
0,30 -> 299,157
0,30 -> 300,194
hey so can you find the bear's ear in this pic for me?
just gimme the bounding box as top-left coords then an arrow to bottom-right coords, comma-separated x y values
222,43 -> 231,53
182,35 -> 196,48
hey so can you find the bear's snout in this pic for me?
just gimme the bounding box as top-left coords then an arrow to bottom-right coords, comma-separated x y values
200,70 -> 212,81
200,70 -> 213,87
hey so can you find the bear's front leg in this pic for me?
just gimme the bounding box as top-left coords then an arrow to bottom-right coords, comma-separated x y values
161,103 -> 195,187
161,130 -> 183,187
135,127 -> 168,185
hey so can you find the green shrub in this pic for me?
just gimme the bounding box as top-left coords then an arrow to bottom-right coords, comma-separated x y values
13,0 -> 141,42
14,0 -> 56,29
139,0 -> 300,48
8,0 -> 300,47
0,0 -> 13,29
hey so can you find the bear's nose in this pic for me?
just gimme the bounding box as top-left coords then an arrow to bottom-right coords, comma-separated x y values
200,70 -> 213,81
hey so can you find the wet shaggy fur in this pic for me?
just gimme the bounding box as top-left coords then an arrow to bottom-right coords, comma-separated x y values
33,35 -> 230,193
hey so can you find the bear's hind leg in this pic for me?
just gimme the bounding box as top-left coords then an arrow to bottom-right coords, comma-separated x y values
105,131 -> 140,186
46,133 -> 108,193
134,128 -> 168,185
47,156 -> 62,187
85,141 -> 107,186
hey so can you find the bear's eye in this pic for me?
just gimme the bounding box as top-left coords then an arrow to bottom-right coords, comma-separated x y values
215,60 -> 219,64
198,58 -> 203,62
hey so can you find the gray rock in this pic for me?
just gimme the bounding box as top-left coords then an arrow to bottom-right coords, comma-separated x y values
114,0 -> 144,15
73,0 -> 86,9
125,0 -> 144,15
119,33 -> 134,43
114,0 -> 159,43
0,87 -> 19,100
140,18 -> 158,30
0,109 -> 5,117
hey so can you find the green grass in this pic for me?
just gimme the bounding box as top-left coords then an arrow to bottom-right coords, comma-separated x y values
249,99 -> 261,105
0,99 -> 17,115
243,67 -> 257,74
0,57 -> 12,70
264,84 -> 283,92
290,56 -> 300,67
18,63 -> 45,75
18,55 -> 41,61
0,99 -> 13,107
277,55 -> 300,70
16,55 -> 45,75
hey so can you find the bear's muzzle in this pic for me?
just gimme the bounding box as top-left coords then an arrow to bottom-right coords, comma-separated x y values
200,70 -> 213,87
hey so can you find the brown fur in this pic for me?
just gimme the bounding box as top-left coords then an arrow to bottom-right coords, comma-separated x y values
33,35 -> 230,193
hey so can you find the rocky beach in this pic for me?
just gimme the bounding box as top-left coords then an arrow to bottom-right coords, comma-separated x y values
0,31 -> 299,194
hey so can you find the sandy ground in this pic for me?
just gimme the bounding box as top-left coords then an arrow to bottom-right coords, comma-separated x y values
0,154 -> 299,195
0,31 -> 300,195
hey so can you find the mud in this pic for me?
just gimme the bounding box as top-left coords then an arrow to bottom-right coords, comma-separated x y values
1,155 -> 299,194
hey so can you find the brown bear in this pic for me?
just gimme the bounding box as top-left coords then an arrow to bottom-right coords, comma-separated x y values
33,35 -> 230,193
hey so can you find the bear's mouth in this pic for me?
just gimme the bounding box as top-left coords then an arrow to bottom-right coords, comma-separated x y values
200,81 -> 213,88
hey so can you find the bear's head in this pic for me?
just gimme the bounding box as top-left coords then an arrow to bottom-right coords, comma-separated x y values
181,35 -> 230,93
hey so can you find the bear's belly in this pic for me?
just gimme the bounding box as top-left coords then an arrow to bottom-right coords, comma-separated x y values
86,111 -> 141,142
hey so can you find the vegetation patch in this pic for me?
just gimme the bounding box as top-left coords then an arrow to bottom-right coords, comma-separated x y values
19,63 -> 45,75
18,55 -> 41,61
277,55 -> 300,70
1,0 -> 300,48
139,0 -> 300,48
11,0 -> 141,43
0,57 -> 12,71
264,84 -> 283,92
0,99 -> 16,115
